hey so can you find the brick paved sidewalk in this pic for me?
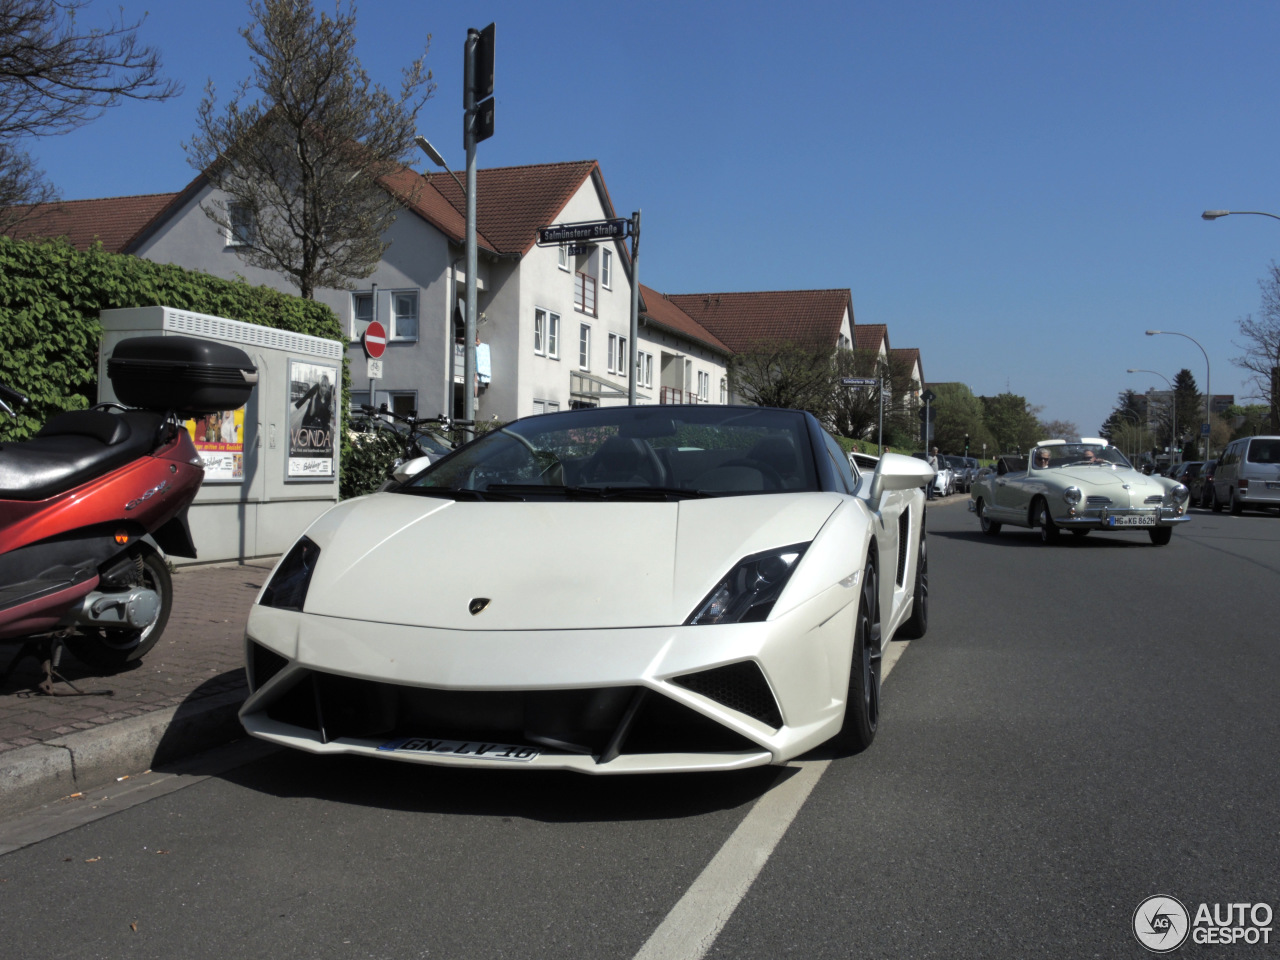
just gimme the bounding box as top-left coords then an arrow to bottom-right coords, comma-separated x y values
0,560 -> 275,757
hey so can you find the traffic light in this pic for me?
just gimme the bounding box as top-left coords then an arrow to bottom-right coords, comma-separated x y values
964,433 -> 970,455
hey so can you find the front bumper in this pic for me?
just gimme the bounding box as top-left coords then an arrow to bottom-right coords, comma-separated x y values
240,588 -> 859,774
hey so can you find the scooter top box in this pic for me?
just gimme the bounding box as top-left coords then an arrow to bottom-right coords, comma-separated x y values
107,336 -> 258,416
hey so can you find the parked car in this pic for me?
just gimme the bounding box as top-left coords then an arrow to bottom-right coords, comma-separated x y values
241,404 -> 934,773
943,455 -> 977,493
1192,459 -> 1218,508
969,438 -> 1191,545
1167,461 -> 1203,487
1209,435 -> 1280,514
912,452 -> 952,497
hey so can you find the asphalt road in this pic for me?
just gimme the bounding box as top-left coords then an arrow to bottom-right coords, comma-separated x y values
1,500 -> 1277,960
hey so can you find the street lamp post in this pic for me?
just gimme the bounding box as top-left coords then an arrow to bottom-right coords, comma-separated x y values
1126,368 -> 1177,466
1202,209 -> 1280,222
1146,330 -> 1211,460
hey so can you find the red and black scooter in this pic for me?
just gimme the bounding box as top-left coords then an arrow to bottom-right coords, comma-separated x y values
0,336 -> 257,692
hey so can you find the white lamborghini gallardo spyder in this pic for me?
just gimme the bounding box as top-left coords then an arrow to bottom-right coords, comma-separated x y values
241,405 -> 933,774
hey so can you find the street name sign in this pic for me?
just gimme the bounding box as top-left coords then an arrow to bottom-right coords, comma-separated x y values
537,218 -> 630,245
841,377 -> 879,386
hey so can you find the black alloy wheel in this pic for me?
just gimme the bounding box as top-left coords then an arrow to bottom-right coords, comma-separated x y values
839,558 -> 881,752
1149,526 -> 1174,546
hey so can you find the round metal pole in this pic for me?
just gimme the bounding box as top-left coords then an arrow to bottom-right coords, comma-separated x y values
628,210 -> 640,406
462,29 -> 478,440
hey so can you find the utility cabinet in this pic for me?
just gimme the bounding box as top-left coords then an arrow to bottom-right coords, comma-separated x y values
98,306 -> 345,565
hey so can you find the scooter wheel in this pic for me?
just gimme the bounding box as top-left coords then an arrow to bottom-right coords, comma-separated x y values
66,549 -> 172,672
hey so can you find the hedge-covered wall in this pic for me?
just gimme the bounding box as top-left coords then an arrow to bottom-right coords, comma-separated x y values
0,236 -> 345,441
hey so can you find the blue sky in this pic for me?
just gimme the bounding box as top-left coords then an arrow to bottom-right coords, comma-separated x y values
28,0 -> 1280,439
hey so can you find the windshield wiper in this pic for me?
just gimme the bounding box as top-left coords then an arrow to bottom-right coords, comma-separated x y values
481,483 -> 710,501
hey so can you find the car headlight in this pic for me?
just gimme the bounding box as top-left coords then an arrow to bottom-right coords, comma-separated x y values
686,544 -> 808,625
1167,484 -> 1190,505
1063,486 -> 1083,505
259,536 -> 320,611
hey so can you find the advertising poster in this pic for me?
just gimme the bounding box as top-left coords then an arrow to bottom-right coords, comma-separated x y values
287,359 -> 338,479
184,408 -> 246,482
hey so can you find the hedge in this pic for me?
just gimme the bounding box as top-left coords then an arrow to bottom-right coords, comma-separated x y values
0,236 -> 346,440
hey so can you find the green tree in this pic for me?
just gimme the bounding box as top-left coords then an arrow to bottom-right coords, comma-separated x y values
184,0 -> 434,298
929,382 -> 993,456
981,392 -> 1045,454
1099,389 -> 1144,441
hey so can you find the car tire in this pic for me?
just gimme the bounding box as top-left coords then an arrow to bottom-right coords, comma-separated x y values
1035,498 -> 1060,544
1071,529 -> 1090,538
837,558 -> 880,753
1149,526 -> 1173,546
1211,487 -> 1223,513
977,499 -> 1001,536
1229,489 -> 1243,515
899,536 -> 928,640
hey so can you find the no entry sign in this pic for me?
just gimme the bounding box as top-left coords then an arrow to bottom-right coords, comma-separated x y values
363,321 -> 387,359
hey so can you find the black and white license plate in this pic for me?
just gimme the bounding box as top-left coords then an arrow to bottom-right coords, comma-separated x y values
378,737 -> 540,761
1109,514 -> 1157,527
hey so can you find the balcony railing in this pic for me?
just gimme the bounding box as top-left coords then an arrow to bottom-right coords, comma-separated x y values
574,271 -> 597,316
660,387 -> 702,405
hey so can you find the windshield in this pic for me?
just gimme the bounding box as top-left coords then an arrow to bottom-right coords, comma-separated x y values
401,406 -> 821,499
1031,443 -> 1132,469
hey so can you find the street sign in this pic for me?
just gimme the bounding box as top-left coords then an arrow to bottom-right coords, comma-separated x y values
367,358 -> 383,380
363,321 -> 387,359
1201,422 -> 1211,437
565,243 -> 595,256
537,219 -> 630,246
921,388 -> 936,404
840,377 -> 879,386
918,407 -> 935,423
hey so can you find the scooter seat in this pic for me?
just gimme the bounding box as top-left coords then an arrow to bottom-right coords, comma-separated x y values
0,410 -> 170,501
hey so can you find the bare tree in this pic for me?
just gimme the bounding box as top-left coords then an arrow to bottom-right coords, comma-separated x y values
731,340 -> 834,417
184,0 -> 434,298
0,0 -> 179,230
1232,261 -> 1280,431
1039,419 -> 1080,440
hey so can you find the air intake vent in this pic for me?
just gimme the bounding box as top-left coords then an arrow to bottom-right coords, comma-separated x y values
671,661 -> 783,729
1087,496 -> 1112,506
248,640 -> 288,691
1144,495 -> 1163,504
896,509 -> 910,586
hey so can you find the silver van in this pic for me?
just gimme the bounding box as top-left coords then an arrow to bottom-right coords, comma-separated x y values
1209,435 -> 1280,514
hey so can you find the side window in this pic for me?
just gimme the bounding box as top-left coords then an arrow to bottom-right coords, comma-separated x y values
822,431 -> 857,493
601,248 -> 613,289
391,291 -> 418,341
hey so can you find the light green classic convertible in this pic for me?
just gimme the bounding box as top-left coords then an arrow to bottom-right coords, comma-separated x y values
968,438 -> 1191,545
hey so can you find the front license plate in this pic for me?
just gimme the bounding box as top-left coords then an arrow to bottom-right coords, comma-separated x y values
378,737 -> 540,762
1109,514 -> 1157,527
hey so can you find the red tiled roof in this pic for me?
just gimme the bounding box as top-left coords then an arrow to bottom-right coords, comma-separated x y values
664,289 -> 852,353
5,193 -> 179,253
638,284 -> 730,354
417,160 -> 600,256
854,323 -> 888,353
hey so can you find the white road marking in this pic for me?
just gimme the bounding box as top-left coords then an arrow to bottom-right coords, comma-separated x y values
632,640 -> 909,960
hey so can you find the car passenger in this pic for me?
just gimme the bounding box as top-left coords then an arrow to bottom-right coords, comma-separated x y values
1034,449 -> 1051,468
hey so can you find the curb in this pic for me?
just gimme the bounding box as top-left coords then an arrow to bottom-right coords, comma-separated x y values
0,689 -> 246,818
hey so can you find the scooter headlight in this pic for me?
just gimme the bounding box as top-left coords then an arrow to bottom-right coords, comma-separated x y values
259,537 -> 320,611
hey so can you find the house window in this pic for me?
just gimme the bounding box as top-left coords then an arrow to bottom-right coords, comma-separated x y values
608,334 -> 628,375
391,291 -> 418,341
352,292 -> 373,338
720,377 -> 728,404
532,399 -> 560,415
638,351 -> 653,388
579,324 -> 591,370
547,311 -> 560,359
558,245 -> 569,271
575,271 -> 597,316
697,371 -> 710,402
534,309 -> 546,355
601,249 -> 612,289
228,201 -> 255,247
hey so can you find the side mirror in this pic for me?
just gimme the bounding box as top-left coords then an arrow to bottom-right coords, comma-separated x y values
868,452 -> 936,509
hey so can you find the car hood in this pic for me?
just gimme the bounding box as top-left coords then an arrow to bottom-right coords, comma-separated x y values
1051,467 -> 1169,491
298,492 -> 843,630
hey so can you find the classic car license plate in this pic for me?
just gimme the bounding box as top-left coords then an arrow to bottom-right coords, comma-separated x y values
1109,514 -> 1156,527
377,737 -> 540,761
